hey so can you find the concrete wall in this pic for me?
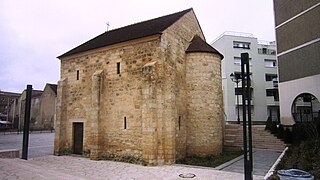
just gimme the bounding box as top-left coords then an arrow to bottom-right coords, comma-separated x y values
279,74 -> 320,125
274,0 -> 320,125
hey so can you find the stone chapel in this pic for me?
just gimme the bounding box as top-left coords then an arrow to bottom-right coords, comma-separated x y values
54,8 -> 224,165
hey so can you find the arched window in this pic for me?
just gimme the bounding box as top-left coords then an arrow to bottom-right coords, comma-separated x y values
291,93 -> 320,123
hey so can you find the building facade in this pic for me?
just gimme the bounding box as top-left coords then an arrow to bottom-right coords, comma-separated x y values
211,32 -> 279,124
273,0 -> 320,125
55,9 -> 224,165
0,91 -> 20,127
10,83 -> 57,130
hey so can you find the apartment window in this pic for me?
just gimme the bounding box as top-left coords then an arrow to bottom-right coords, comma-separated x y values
235,87 -> 242,95
234,57 -> 252,66
265,59 -> 277,68
234,57 -> 241,65
266,89 -> 279,101
233,41 -> 250,49
262,48 -> 267,54
265,74 -> 278,81
266,89 -> 274,96
258,48 -> 276,55
117,62 -> 120,74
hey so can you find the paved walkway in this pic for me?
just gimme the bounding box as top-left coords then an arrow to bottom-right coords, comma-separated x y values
0,133 -> 283,179
218,149 -> 282,176
0,155 -> 265,180
0,132 -> 54,158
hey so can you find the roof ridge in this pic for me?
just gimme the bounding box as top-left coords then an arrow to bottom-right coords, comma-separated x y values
107,8 -> 193,34
58,8 -> 193,58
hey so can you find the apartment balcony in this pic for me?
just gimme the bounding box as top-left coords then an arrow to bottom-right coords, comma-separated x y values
236,96 -> 253,105
265,81 -> 278,89
266,96 -> 279,106
258,48 -> 276,55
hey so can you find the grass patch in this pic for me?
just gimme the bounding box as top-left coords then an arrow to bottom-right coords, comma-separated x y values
176,150 -> 243,168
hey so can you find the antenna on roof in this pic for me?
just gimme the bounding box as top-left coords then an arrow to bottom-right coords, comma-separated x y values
106,22 -> 110,31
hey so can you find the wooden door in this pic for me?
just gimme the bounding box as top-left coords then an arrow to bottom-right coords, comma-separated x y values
73,122 -> 83,155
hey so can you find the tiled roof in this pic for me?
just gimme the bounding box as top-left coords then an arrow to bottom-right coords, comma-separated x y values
31,90 -> 43,98
47,84 -> 57,95
58,8 -> 193,58
186,35 -> 224,59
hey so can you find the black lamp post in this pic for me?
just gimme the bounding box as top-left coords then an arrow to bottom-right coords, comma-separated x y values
241,53 -> 253,180
230,73 -> 241,124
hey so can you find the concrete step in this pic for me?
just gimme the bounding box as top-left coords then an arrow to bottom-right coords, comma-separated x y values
224,124 -> 287,151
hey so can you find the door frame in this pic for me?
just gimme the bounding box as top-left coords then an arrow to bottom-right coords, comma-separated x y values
73,122 -> 84,155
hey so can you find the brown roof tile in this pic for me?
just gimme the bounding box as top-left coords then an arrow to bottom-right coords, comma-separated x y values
186,35 -> 223,59
58,8 -> 193,58
47,84 -> 57,95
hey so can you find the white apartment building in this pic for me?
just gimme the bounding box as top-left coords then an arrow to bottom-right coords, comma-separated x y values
211,32 -> 279,124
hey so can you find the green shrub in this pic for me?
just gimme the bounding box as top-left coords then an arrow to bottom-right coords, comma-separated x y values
276,124 -> 285,139
265,117 -> 272,131
284,128 -> 293,144
270,122 -> 278,134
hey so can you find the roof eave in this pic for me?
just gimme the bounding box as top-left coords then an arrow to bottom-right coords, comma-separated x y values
57,33 -> 163,60
186,51 -> 224,59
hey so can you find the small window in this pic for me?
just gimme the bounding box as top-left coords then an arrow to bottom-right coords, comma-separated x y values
266,89 -> 278,96
266,89 -> 279,101
124,117 -> 127,129
235,87 -> 242,95
234,57 -> 252,66
178,116 -> 181,130
76,70 -> 80,80
262,48 -> 267,54
265,59 -> 277,68
233,41 -> 250,49
265,74 -> 278,81
234,57 -> 241,66
117,62 -> 120,74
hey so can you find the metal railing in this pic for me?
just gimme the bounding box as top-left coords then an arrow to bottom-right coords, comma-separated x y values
292,112 -> 320,123
258,48 -> 276,55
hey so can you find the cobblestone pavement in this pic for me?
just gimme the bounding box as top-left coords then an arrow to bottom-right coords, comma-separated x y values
0,132 -> 54,158
0,155 -> 264,180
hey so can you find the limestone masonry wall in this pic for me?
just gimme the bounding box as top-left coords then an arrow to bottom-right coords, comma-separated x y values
55,10 -> 223,165
186,53 -> 223,156
55,38 -> 162,161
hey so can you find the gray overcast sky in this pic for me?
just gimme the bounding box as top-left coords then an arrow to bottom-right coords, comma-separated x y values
0,0 -> 275,93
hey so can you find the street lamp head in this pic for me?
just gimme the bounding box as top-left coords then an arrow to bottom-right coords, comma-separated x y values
230,73 -> 241,83
230,73 -> 235,81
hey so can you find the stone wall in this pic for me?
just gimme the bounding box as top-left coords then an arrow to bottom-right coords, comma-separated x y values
15,90 -> 44,131
55,36 -> 163,163
55,10 -> 223,165
0,149 -> 19,158
39,86 -> 56,130
186,52 -> 223,156
159,10 -> 207,161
